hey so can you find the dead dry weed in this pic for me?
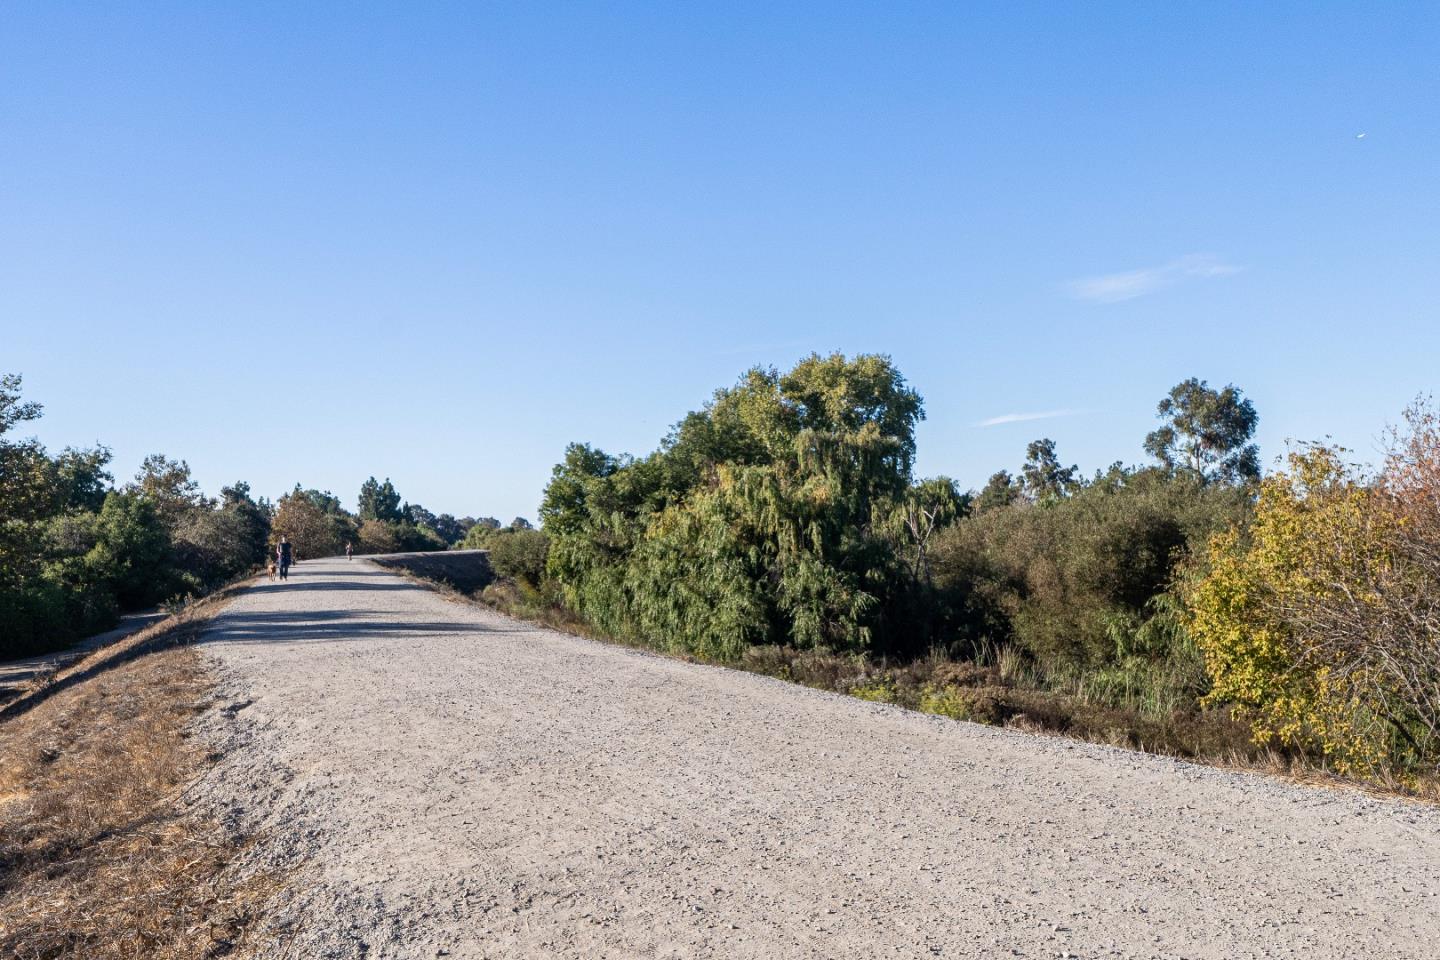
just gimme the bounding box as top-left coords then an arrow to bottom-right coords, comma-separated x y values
0,582 -> 282,959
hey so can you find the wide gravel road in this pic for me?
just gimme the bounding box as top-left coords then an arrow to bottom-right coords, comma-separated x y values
199,558 -> 1440,959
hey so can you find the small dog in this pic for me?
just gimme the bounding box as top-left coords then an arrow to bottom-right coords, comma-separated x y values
266,560 -> 278,582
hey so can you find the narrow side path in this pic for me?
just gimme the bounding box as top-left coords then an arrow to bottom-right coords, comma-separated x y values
0,610 -> 164,706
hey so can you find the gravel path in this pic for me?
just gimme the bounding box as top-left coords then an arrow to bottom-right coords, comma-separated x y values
198,558 -> 1440,959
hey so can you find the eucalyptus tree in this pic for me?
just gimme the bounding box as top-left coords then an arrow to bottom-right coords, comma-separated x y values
1144,378 -> 1259,484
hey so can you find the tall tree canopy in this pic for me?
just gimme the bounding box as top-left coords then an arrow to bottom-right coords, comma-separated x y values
358,476 -> 404,522
541,353 -> 927,657
1021,438 -> 1079,500
1144,378 -> 1260,484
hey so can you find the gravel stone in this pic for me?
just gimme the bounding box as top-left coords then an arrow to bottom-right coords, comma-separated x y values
194,558 -> 1440,959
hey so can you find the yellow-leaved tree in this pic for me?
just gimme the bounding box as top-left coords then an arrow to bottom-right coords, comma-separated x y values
1185,406 -> 1440,781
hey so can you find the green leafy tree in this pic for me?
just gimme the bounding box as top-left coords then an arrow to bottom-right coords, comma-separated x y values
1144,378 -> 1260,484
172,481 -> 273,583
83,492 -> 176,609
404,503 -> 439,532
1021,438 -> 1080,500
541,353 -> 924,657
932,466 -> 1250,671
273,487 -> 345,559
972,470 -> 1021,514
0,374 -> 51,527
358,477 -> 404,522
489,528 -> 550,589
890,477 -> 968,583
54,446 -> 114,512
432,513 -> 466,544
131,453 -> 209,530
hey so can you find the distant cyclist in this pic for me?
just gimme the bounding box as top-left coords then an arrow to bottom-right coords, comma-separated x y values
277,536 -> 294,581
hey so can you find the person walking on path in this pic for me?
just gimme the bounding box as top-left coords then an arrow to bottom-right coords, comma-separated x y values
345,541 -> 353,561
277,536 -> 294,581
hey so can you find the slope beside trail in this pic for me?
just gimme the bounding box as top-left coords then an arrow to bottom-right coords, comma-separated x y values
196,557 -> 1440,959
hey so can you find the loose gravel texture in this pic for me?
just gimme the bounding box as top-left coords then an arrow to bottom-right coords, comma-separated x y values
196,558 -> 1440,959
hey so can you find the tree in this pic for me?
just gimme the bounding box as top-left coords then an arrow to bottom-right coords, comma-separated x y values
933,465 -> 1250,669
272,488 -> 344,559
55,446 -> 113,512
1,374 -> 51,527
1186,407 -> 1440,780
432,513 -> 466,544
357,518 -> 401,554
972,470 -> 1021,514
489,528 -> 550,589
132,454 -> 209,530
84,492 -> 176,609
405,502 -> 439,532
1021,438 -> 1080,500
891,477 -> 967,583
0,373 -> 41,436
358,476 -> 404,522
213,481 -> 272,573
1144,378 -> 1259,484
540,353 -> 925,657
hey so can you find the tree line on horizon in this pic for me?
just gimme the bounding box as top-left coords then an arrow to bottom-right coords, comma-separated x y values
0,373 -> 522,658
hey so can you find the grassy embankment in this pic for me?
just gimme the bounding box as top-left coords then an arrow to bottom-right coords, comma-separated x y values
0,584 -> 282,959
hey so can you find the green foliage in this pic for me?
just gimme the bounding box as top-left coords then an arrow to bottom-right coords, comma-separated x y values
172,487 -> 270,587
973,470 -> 1021,514
487,528 -> 550,590
930,467 -> 1250,673
84,492 -> 178,609
540,353 -> 925,659
849,678 -> 898,703
1020,438 -> 1079,500
430,513 -> 468,544
358,476 -> 404,522
131,454 -> 208,530
1184,426 -> 1440,781
1145,378 -> 1260,484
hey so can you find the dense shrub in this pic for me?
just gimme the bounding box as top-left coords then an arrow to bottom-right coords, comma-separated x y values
487,528 -> 550,589
1,376 -> 277,656
271,487 -> 354,559
357,518 -> 401,554
1185,408 -> 1440,780
541,354 -> 926,658
930,468 -> 1250,672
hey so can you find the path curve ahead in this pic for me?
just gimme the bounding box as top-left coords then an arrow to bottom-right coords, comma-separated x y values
199,558 -> 1439,959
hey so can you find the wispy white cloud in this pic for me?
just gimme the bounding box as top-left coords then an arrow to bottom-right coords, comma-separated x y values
976,408 -> 1085,428
1067,254 -> 1242,304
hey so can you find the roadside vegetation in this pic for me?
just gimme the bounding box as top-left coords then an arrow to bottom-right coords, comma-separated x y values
464,354 -> 1437,795
0,373 -> 491,659
0,591 -> 280,959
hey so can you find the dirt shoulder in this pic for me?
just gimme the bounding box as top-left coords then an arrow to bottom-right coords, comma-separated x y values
0,587 -> 281,959
196,558 -> 1440,959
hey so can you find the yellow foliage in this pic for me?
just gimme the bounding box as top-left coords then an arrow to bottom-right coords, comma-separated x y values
1184,446 -> 1394,776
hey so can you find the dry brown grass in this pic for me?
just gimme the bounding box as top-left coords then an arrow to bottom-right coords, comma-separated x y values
0,582 -> 282,959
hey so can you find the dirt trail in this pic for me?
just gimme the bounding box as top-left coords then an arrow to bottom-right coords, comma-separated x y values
198,558 -> 1440,959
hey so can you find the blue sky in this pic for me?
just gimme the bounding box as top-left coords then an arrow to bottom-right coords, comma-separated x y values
4,3 -> 1437,522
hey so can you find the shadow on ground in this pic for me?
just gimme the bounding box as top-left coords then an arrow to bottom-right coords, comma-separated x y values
202,609 -> 530,644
